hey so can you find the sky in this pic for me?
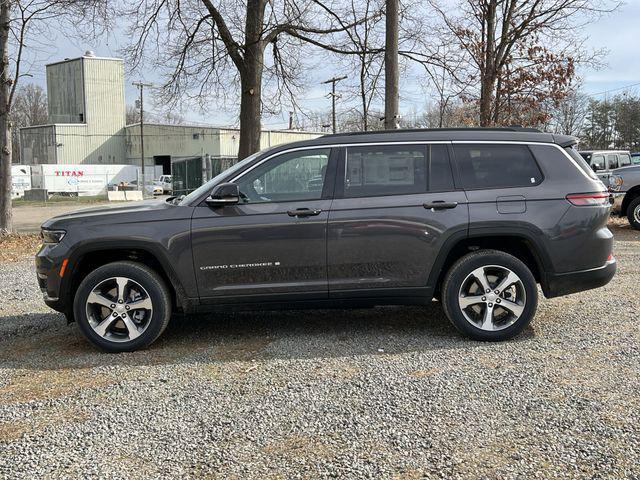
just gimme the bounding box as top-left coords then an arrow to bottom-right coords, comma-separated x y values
23,1 -> 640,130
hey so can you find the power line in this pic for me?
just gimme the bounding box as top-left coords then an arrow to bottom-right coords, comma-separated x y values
587,81 -> 640,97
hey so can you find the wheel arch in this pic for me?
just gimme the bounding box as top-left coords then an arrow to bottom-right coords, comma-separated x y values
429,228 -> 551,297
62,240 -> 195,319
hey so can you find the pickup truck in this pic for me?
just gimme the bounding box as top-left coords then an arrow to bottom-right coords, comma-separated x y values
608,166 -> 640,230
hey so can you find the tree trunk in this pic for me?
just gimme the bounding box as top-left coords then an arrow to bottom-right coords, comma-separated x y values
360,60 -> 368,131
238,64 -> 262,160
384,0 -> 399,130
0,1 -> 12,235
236,0 -> 265,160
479,0 -> 497,127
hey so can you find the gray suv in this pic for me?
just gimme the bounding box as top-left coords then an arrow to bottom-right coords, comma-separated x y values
36,128 -> 616,352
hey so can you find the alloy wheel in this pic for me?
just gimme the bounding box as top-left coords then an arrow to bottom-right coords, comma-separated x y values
457,265 -> 526,331
85,276 -> 153,342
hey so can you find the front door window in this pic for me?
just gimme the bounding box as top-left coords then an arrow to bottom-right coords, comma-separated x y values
236,149 -> 330,203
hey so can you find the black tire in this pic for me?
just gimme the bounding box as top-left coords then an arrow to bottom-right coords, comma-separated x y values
441,250 -> 538,341
626,196 -> 640,230
73,261 -> 172,352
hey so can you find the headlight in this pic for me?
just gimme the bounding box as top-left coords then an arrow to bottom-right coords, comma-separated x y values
609,175 -> 623,191
41,229 -> 66,244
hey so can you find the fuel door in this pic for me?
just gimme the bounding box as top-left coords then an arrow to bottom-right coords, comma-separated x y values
496,195 -> 526,214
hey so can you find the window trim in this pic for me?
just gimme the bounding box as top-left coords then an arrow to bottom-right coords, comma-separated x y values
190,141 -> 587,206
451,143 -> 545,191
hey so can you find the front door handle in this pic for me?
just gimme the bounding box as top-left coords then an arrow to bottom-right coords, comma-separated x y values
287,208 -> 322,217
423,201 -> 458,210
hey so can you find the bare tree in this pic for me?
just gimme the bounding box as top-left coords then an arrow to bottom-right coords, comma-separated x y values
126,104 -> 139,125
429,0 -> 620,127
123,0 -> 377,160
550,82 -> 590,136
384,0 -> 399,129
0,0 -> 109,234
10,83 -> 47,161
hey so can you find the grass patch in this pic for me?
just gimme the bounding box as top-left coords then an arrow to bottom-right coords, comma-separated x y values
12,195 -> 108,207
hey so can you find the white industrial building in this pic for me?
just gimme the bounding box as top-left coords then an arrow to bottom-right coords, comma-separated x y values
20,53 -> 321,175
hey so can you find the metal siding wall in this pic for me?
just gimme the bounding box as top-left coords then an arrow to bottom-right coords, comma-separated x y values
126,124 -> 222,165
47,59 -> 84,124
19,126 -> 56,164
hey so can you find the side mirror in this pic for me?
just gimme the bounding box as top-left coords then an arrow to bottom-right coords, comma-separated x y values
206,182 -> 240,206
591,164 -> 599,172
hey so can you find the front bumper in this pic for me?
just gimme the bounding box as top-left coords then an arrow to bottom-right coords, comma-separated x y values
35,243 -> 68,313
543,258 -> 617,298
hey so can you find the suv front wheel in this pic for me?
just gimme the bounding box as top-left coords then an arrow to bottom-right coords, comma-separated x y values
441,250 -> 538,341
73,261 -> 172,352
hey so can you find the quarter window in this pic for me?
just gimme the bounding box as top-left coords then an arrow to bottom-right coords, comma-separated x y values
343,144 -> 453,198
236,149 -> 330,203
453,144 -> 543,189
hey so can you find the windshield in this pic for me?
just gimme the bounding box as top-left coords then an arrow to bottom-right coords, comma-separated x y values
177,151 -> 263,205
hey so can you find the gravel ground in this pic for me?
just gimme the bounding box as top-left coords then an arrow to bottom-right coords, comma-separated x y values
0,223 -> 638,479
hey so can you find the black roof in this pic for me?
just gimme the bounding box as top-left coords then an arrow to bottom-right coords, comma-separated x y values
277,127 -> 577,152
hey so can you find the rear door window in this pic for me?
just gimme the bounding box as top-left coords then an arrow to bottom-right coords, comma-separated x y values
607,154 -> 619,170
343,144 -> 454,197
619,153 -> 632,167
453,144 -> 543,189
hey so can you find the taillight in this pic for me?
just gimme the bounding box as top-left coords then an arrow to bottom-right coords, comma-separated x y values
566,192 -> 610,206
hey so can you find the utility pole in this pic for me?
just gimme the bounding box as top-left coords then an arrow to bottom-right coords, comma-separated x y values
384,0 -> 399,130
288,111 -> 294,130
321,75 -> 347,133
132,81 -> 153,191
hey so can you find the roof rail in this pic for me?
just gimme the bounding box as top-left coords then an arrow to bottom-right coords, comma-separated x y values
321,126 -> 542,138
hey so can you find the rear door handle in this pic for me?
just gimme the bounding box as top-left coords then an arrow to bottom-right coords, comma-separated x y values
287,208 -> 322,217
423,201 -> 458,210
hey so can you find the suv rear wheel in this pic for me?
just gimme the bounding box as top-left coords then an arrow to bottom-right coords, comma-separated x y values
73,261 -> 172,352
441,250 -> 538,341
626,196 -> 640,230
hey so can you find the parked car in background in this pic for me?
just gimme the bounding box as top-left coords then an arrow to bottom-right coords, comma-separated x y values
579,150 -> 633,184
36,128 -> 615,352
126,180 -> 163,196
579,150 -> 640,229
608,166 -> 640,229
154,175 -> 172,194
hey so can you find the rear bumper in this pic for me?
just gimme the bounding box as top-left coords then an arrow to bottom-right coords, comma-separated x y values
543,258 -> 617,298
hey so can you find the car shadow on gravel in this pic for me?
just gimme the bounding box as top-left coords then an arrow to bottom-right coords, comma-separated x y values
0,303 -> 535,371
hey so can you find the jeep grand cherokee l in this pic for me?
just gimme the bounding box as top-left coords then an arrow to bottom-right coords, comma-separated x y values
36,128 -> 616,352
